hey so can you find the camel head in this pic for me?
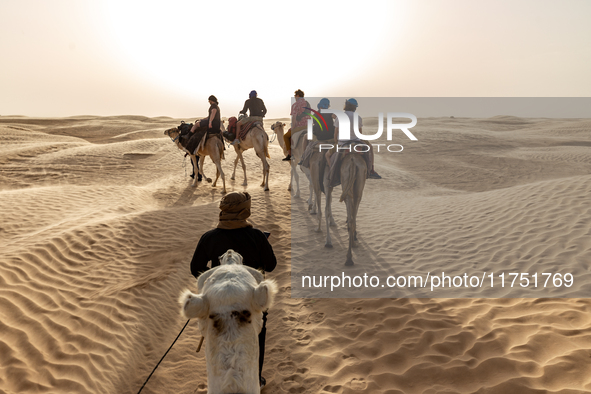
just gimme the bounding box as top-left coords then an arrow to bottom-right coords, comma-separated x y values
271,121 -> 288,154
179,249 -> 277,393
164,127 -> 180,139
270,121 -> 286,135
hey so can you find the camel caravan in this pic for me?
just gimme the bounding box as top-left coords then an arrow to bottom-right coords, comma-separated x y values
156,94 -> 376,392
164,93 -> 377,264
164,92 -> 273,194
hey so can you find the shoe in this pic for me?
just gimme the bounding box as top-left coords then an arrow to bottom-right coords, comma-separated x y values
260,377 -> 266,390
230,139 -> 240,146
282,155 -> 291,161
369,171 -> 382,179
297,160 -> 303,165
197,176 -> 203,182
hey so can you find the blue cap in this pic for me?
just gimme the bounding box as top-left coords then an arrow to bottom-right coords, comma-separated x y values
346,98 -> 358,107
249,90 -> 257,98
317,98 -> 330,110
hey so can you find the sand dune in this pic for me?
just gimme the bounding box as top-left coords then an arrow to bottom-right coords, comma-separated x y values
0,115 -> 590,393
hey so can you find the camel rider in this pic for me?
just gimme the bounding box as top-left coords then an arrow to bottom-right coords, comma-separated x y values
283,89 -> 311,161
326,98 -> 382,179
188,95 -> 222,153
190,192 -> 277,390
230,90 -> 267,145
299,98 -> 335,167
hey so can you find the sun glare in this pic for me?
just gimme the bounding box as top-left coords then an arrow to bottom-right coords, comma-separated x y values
100,1 -> 407,113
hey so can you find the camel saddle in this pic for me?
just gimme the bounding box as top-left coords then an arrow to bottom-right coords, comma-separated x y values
237,120 -> 263,141
328,141 -> 371,188
196,130 -> 224,159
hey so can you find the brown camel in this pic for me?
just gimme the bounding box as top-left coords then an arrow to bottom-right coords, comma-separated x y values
229,122 -> 271,191
325,151 -> 367,266
164,127 -> 226,193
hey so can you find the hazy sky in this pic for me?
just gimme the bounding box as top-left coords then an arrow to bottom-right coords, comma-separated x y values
1,0 -> 590,118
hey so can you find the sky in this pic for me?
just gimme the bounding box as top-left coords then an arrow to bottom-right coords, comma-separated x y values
1,0 -> 590,119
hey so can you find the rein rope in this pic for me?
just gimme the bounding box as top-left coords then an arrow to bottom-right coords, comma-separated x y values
136,319 -> 191,394
168,134 -> 190,177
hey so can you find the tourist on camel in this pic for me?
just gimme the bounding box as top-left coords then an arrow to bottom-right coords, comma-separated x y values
326,98 -> 382,179
231,90 -> 267,145
283,89 -> 311,161
190,192 -> 277,390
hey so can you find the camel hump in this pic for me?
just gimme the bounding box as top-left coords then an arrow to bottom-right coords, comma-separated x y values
219,249 -> 243,265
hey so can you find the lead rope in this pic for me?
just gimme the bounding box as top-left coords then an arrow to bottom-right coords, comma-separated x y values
168,135 -> 190,178
136,319 -> 191,394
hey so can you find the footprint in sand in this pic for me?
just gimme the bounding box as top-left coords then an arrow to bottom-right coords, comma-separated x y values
308,311 -> 325,323
282,314 -> 298,323
350,378 -> 367,390
269,346 -> 288,359
277,361 -> 297,376
322,385 -> 343,393
280,375 -> 305,392
296,334 -> 312,346
344,323 -> 360,334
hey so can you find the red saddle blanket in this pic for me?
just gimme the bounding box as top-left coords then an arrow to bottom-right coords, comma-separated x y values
238,121 -> 262,140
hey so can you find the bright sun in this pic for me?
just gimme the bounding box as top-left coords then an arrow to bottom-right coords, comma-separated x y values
100,1 -> 407,109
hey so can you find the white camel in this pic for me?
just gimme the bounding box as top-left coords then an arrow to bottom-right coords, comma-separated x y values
164,127 -> 226,193
325,149 -> 367,266
180,249 -> 277,394
229,122 -> 271,191
272,122 -> 314,205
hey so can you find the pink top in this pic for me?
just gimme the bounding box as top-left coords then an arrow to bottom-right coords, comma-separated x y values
290,98 -> 310,129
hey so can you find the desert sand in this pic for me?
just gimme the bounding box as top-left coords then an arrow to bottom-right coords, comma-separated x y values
1,115 -> 590,394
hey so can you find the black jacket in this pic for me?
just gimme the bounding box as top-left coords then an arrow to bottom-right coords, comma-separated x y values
190,227 -> 277,277
240,98 -> 267,118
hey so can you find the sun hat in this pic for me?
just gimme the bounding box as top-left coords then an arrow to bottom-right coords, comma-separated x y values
317,98 -> 330,110
346,98 -> 358,107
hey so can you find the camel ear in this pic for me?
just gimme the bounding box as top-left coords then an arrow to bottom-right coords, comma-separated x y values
252,279 -> 278,312
179,290 -> 209,319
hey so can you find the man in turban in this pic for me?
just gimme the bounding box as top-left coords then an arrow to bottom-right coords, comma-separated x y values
190,191 -> 277,389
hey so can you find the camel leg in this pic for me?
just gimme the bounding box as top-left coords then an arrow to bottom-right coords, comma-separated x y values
291,160 -> 300,198
231,151 -> 239,181
323,169 -> 336,227
260,155 -> 270,191
311,166 -> 322,231
210,149 -> 226,193
325,185 -> 334,248
190,154 -> 199,187
309,157 -> 322,218
212,160 -> 219,187
253,137 -> 270,190
199,156 -> 211,183
301,165 -> 314,210
240,152 -> 247,186
352,167 -> 366,244
344,196 -> 355,266
232,149 -> 247,186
